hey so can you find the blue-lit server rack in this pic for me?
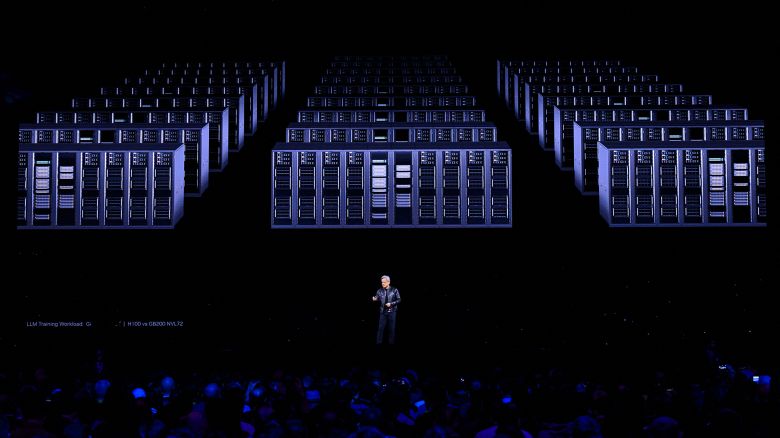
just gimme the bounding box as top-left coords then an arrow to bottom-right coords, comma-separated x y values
158,60 -> 284,106
574,120 -> 764,195
598,140 -> 766,226
535,93 -> 712,154
37,109 -> 230,172
330,58 -> 450,68
325,67 -> 458,76
312,85 -> 469,95
114,77 -> 265,134
306,96 -> 477,108
101,83 -> 259,138
272,144 -> 511,227
285,123 -> 496,143
497,60 -> 628,109
551,96 -> 717,170
71,96 -> 244,150
17,143 -> 185,229
510,69 -> 646,121
297,110 -> 486,123
322,75 -> 463,84
533,83 -> 685,145
20,123 -> 210,196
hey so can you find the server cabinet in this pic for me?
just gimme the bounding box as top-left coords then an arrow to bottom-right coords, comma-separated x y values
529,93 -> 713,156
18,143 -> 185,229
285,123 -> 497,144
158,61 -> 283,105
101,82 -> 260,136
533,83 -> 685,143
500,60 -> 632,108
37,109 -> 229,172
72,96 -> 244,150
564,114 -> 763,195
510,71 -> 654,121
297,110 -> 486,124
598,141 -> 766,226
136,74 -> 269,125
575,120 -> 764,195
324,67 -> 458,76
305,96 -> 477,108
21,123 -> 209,196
312,85 -> 469,95
553,99 -> 729,172
272,143 -> 511,228
321,75 -> 463,85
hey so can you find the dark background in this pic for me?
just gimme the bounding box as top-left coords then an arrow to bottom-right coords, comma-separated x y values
4,1 -> 774,376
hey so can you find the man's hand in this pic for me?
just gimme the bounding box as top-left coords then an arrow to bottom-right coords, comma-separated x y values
372,296 -> 378,301
385,303 -> 392,308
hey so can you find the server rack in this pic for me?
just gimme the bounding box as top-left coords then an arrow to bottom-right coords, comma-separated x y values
285,123 -> 497,143
271,143 -> 511,228
510,70 -> 651,121
533,83 -> 685,141
17,143 -> 185,229
102,82 -> 261,135
138,72 -> 271,121
306,96 -> 477,108
536,94 -> 714,156
158,61 -> 284,105
552,94 -> 720,170
297,109 -> 487,124
312,85 -> 469,95
557,105 -> 747,177
333,55 -> 449,61
71,96 -> 245,150
324,67 -> 458,76
499,61 -> 632,108
20,123 -> 210,196
575,120 -> 764,195
321,75 -> 463,84
215,61 -> 285,101
598,140 -> 766,226
330,61 -> 452,68
125,74 -> 269,125
37,109 -> 229,172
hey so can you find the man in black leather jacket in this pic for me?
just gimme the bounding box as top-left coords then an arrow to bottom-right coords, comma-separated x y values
373,275 -> 401,345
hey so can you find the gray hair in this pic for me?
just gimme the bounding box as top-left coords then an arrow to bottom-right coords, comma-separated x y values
381,275 -> 391,282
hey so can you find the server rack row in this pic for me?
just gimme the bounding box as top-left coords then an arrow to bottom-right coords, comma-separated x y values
285,123 -> 497,143
574,120 -> 765,196
20,123 -> 210,197
535,94 -> 713,151
555,106 -> 748,174
330,61 -> 452,68
17,143 -> 185,229
333,55 -> 449,61
36,109 -> 230,172
321,75 -> 463,84
509,71 -> 652,120
497,60 -> 629,106
306,96 -> 477,108
324,67 -> 458,76
135,72 -> 272,120
506,67 -> 643,115
598,141 -> 766,226
101,82 -> 261,135
545,100 -> 724,170
531,83 -> 685,138
71,96 -> 245,151
312,84 -> 469,95
271,143 -> 511,228
158,60 -> 285,103
297,110 -> 487,124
